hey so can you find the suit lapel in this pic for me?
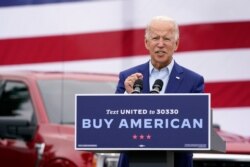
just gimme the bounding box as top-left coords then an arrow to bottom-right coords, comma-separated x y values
138,62 -> 150,93
165,62 -> 184,93
143,72 -> 150,93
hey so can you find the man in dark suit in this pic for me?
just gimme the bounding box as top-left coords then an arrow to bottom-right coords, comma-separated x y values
115,16 -> 204,167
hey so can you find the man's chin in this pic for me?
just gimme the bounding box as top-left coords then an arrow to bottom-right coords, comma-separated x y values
155,56 -> 167,62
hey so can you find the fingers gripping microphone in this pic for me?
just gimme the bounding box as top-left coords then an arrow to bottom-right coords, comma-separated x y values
132,79 -> 143,94
150,79 -> 163,94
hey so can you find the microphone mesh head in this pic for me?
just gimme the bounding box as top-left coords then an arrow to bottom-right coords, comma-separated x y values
153,79 -> 163,91
133,79 -> 143,89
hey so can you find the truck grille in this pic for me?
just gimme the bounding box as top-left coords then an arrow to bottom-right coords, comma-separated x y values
193,153 -> 250,167
194,160 -> 250,167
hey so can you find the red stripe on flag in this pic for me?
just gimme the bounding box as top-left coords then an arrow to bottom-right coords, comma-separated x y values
0,21 -> 250,65
205,80 -> 250,108
179,21 -> 250,51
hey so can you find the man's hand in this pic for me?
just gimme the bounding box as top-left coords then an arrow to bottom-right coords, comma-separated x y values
124,73 -> 143,93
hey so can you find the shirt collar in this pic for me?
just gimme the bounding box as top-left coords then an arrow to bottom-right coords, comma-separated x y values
149,58 -> 174,75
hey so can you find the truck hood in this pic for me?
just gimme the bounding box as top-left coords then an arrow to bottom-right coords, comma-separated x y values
216,128 -> 250,154
56,124 -> 75,141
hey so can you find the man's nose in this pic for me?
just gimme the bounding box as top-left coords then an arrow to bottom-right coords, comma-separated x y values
157,38 -> 165,47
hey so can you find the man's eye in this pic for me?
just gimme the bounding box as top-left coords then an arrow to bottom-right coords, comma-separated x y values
163,38 -> 170,41
152,37 -> 159,40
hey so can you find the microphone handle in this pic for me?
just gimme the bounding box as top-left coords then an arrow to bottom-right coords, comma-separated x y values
150,88 -> 160,94
132,87 -> 141,94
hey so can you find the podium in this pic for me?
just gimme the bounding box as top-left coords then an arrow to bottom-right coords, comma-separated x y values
127,129 -> 225,167
128,151 -> 175,167
75,94 -> 226,167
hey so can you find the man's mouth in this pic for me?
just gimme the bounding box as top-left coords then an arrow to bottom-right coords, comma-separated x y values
155,50 -> 166,55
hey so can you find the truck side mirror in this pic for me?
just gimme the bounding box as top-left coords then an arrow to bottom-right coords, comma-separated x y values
0,118 -> 37,141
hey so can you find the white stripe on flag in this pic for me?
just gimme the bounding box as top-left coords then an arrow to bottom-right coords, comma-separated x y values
1,0 -> 250,39
0,48 -> 249,83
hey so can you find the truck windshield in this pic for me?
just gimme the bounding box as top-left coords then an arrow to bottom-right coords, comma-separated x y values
37,79 -> 117,124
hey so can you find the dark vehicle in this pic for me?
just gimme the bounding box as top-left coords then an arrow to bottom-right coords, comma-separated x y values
193,127 -> 250,167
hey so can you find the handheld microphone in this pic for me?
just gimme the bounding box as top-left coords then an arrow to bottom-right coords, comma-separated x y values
132,79 -> 143,94
150,79 -> 163,94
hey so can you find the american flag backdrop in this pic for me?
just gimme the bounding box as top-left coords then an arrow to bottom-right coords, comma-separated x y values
0,0 -> 250,136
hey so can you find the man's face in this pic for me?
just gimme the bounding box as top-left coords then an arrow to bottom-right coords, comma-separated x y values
145,20 -> 179,69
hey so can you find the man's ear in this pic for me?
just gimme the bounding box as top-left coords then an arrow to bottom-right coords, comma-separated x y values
144,38 -> 149,50
174,38 -> 180,51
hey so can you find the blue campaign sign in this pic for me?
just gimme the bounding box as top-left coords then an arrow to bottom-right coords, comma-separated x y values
75,94 -> 210,151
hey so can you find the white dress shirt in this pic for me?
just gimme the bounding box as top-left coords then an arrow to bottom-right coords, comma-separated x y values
149,59 -> 174,94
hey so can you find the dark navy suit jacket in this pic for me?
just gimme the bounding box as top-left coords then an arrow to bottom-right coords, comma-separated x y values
115,61 -> 204,167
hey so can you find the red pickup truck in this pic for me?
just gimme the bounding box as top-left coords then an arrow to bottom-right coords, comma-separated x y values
0,71 -> 118,167
1,71 -> 250,167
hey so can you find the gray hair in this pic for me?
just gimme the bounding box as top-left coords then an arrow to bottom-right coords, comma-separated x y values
145,16 -> 179,41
